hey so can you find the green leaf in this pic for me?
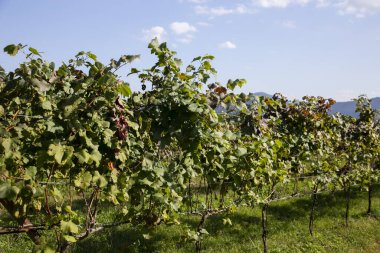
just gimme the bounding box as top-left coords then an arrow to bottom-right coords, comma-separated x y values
225,130 -> 236,140
41,101 -> 52,110
275,139 -> 283,148
89,149 -> 102,167
87,52 -> 97,61
97,75 -> 111,85
82,172 -> 93,186
47,144 -> 64,164
143,234 -> 151,240
76,51 -> 85,57
202,55 -> 215,60
227,79 -> 247,90
1,138 -> 12,154
63,235 -> 77,243
192,56 -> 201,62
128,120 -> 139,131
0,183 -> 20,201
64,205 -> 76,215
203,61 -> 211,70
142,156 -> 153,169
28,47 -> 42,57
129,68 -> 140,75
75,149 -> 91,164
74,171 -> 93,188
42,247 -> 55,253
188,103 -> 197,112
140,178 -> 153,186
148,38 -> 160,53
117,84 -> 132,97
92,171 -> 107,188
32,78 -> 51,92
223,218 -> 232,226
24,167 -> 37,181
174,58 -> 182,68
4,44 -> 22,56
103,129 -> 114,146
120,55 -> 140,63
186,65 -> 195,72
51,187 -> 63,202
49,62 -> 55,71
236,147 -> 247,157
199,228 -> 209,235
61,220 -> 79,234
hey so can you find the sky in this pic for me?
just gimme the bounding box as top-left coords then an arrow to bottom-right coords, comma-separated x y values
1,0 -> 380,101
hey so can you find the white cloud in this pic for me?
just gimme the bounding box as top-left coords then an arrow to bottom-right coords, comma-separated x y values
219,41 -> 237,49
170,22 -> 197,34
170,22 -> 197,44
335,0 -> 380,18
281,20 -> 296,28
253,0 -> 310,8
315,0 -> 331,8
316,0 -> 380,17
197,21 -> 212,26
192,0 -> 380,19
316,0 -> 380,18
195,4 -> 254,16
177,34 -> 195,44
252,0 -> 380,17
142,26 -> 166,42
187,0 -> 208,3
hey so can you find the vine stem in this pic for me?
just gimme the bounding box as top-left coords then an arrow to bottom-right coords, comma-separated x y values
44,163 -> 55,216
261,203 -> 268,253
345,183 -> 351,227
309,184 -> 318,236
261,186 -> 275,253
367,183 -> 372,215
0,199 -> 41,245
195,212 -> 209,253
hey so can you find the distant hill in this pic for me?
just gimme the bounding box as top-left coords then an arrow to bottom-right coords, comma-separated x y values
252,92 -> 272,97
330,97 -> 380,117
252,92 -> 380,117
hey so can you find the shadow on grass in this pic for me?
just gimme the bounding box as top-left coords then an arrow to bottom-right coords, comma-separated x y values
71,224 -> 183,253
70,186 -> 380,253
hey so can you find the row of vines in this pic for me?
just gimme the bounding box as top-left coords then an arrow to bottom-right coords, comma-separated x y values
0,40 -> 379,252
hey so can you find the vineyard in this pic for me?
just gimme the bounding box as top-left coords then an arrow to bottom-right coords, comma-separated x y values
0,40 -> 380,253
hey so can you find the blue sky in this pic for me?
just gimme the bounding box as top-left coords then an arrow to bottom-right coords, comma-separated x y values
1,0 -> 380,101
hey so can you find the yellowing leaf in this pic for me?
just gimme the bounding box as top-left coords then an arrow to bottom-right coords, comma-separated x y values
61,220 -> 79,234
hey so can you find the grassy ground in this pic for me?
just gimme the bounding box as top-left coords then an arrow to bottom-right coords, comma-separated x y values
1,187 -> 380,253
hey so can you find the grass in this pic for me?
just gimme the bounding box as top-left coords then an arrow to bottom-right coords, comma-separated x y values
1,187 -> 380,252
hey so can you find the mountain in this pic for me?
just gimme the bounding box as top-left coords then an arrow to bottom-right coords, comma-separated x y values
330,97 -> 380,117
252,92 -> 272,97
329,101 -> 358,117
252,92 -> 380,117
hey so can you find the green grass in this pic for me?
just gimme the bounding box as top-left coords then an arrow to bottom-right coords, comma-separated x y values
1,187 -> 380,253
